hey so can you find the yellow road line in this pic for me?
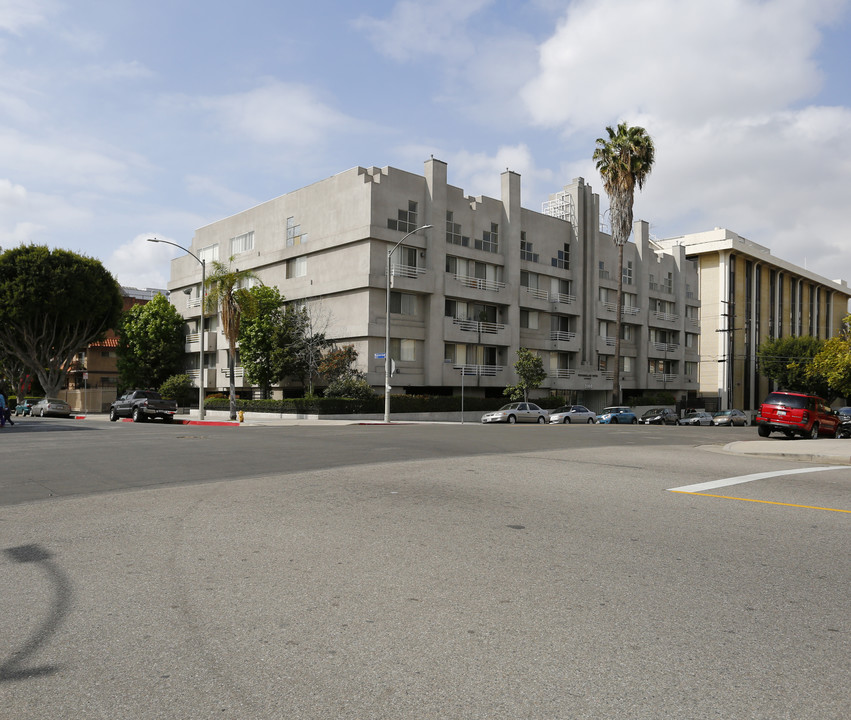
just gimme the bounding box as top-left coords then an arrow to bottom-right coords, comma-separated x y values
670,490 -> 851,514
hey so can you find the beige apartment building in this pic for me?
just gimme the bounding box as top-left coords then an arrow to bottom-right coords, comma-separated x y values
655,231 -> 851,410
165,158 -> 704,410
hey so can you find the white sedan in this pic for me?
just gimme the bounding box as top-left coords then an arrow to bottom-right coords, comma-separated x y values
678,411 -> 713,426
549,404 -> 597,424
481,402 -> 549,424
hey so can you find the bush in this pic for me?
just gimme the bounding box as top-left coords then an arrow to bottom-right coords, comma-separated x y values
159,374 -> 196,407
324,377 -> 375,401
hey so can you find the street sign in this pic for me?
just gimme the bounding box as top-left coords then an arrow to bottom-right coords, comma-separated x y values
374,353 -> 386,359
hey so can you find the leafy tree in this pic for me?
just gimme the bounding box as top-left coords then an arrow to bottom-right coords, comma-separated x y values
504,348 -> 547,402
757,335 -> 829,397
810,315 -> 851,399
318,345 -> 359,383
593,122 -> 655,405
0,245 -> 122,396
204,259 -> 259,420
116,293 -> 185,391
238,286 -> 301,398
159,374 -> 196,407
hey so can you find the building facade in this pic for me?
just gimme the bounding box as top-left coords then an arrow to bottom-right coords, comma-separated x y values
166,158 -> 702,410
655,231 -> 851,410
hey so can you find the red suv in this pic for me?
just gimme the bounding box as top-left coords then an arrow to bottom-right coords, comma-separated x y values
756,391 -> 839,439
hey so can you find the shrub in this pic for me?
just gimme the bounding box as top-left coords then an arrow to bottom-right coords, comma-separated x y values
159,374 -> 196,407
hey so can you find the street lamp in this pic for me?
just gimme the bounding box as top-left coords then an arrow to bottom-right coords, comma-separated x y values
148,238 -> 206,420
384,224 -> 433,423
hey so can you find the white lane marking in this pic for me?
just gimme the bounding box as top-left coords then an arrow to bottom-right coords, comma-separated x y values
668,466 -> 849,493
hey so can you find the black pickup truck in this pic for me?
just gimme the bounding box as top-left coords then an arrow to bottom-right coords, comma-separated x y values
109,390 -> 178,423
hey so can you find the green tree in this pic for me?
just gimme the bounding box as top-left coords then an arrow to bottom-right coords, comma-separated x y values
504,348 -> 547,402
204,259 -> 259,419
0,245 -> 122,397
757,335 -> 829,397
116,293 -> 185,391
593,122 -> 655,405
810,315 -> 851,398
318,345 -> 359,383
238,286 -> 301,398
159,374 -> 196,407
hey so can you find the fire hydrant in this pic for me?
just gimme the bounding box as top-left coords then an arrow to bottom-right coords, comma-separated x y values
238,410 -> 245,423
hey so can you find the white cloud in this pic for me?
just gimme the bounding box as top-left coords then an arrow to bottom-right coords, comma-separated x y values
184,175 -> 258,212
522,0 -> 844,129
0,0 -> 55,34
106,233 -> 177,290
195,81 -> 355,146
354,0 -> 494,62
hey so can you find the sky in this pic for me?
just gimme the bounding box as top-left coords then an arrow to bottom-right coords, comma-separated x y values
1,0 -> 850,292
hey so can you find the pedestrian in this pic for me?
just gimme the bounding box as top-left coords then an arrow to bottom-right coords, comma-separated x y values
5,399 -> 14,427
0,393 -> 6,428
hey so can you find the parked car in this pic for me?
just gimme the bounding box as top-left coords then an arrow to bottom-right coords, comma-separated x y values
837,407 -> 851,421
639,408 -> 679,425
678,411 -> 714,426
596,406 -> 637,424
109,390 -> 178,423
837,415 -> 851,439
481,402 -> 548,424
755,391 -> 839,439
548,405 -> 597,424
712,409 -> 748,427
13,398 -> 39,416
31,397 -> 72,418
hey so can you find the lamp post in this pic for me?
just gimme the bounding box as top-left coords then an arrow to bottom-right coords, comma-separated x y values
384,224 -> 433,423
148,238 -> 206,420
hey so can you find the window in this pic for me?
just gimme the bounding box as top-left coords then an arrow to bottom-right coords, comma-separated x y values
663,272 -> 673,294
388,201 -> 418,233
520,233 -> 539,262
389,291 -> 417,315
685,361 -> 697,376
444,344 -> 457,364
520,310 -> 538,329
286,217 -> 308,246
520,271 -> 538,289
390,338 -> 416,362
685,333 -> 697,348
286,256 -> 307,278
620,324 -> 633,341
622,261 -> 633,285
598,355 -> 609,372
620,356 -> 633,372
230,231 -> 254,255
598,261 -> 609,280
476,222 -> 498,253
551,243 -> 570,270
199,244 -> 219,264
445,211 -> 469,247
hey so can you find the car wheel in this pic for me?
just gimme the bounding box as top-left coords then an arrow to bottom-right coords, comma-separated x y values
507,415 -> 516,424
587,418 -> 594,424
563,417 -> 570,424
808,423 -> 819,439
132,407 -> 144,423
537,415 -> 545,424
39,408 -> 45,417
164,415 -> 174,424
757,424 -> 770,437
611,417 -> 618,424
109,408 -> 118,422
631,418 -> 637,424
676,420 -> 681,425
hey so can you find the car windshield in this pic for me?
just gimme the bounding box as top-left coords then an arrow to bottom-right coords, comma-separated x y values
642,408 -> 665,417
714,411 -> 731,417
499,404 -> 520,411
553,406 -> 570,413
601,407 -> 624,414
763,393 -> 808,409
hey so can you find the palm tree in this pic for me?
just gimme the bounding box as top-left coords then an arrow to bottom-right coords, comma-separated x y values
593,122 -> 655,406
204,259 -> 259,420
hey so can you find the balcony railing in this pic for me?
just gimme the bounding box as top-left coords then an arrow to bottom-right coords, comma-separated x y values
453,364 -> 504,377
554,292 -> 576,305
550,331 -> 576,342
390,263 -> 426,279
550,368 -> 576,379
453,274 -> 505,292
602,335 -> 615,346
186,297 -> 201,308
652,342 -> 679,353
452,318 -> 505,334
220,366 -> 245,378
602,302 -> 640,315
653,311 -> 680,322
522,286 -> 548,301
652,373 -> 678,383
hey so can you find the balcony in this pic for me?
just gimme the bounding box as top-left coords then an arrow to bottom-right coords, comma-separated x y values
651,342 -> 679,354
452,274 -> 505,292
601,302 -> 640,317
185,331 -> 218,353
445,317 -> 509,345
186,368 -> 216,388
451,364 -> 504,377
651,311 -> 680,324
553,292 -> 576,306
390,263 -> 426,280
550,368 -> 576,379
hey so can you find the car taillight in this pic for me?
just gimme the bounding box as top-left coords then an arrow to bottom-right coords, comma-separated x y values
802,411 -> 809,422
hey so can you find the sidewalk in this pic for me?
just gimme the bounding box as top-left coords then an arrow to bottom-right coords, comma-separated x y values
722,438 -> 851,465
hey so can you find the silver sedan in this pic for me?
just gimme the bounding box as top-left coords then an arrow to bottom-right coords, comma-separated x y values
549,405 -> 597,424
481,402 -> 549,424
31,397 -> 72,418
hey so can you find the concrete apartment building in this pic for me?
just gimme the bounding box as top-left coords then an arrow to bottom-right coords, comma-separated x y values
656,231 -> 851,410
166,157 -> 703,411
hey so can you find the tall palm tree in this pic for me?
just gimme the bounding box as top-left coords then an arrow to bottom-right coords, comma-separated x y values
593,122 -> 655,406
204,259 -> 259,420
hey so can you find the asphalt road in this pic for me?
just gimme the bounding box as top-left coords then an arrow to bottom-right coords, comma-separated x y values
1,418 -> 849,719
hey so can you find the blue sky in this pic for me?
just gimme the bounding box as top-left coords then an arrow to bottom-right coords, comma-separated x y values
2,0 -> 850,293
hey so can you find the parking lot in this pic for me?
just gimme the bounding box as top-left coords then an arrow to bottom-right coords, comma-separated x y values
1,418 -> 848,718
